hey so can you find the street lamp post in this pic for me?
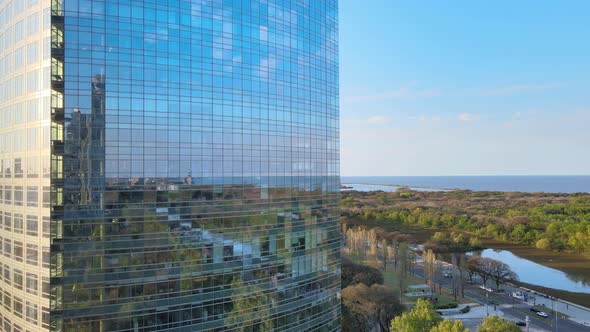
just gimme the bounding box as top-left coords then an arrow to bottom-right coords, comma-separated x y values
553,298 -> 558,332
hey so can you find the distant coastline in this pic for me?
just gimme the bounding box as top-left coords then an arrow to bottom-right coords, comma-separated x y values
342,175 -> 590,194
341,182 -> 451,193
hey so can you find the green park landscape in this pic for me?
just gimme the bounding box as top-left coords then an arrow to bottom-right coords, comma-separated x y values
340,188 -> 590,331
342,189 -> 590,254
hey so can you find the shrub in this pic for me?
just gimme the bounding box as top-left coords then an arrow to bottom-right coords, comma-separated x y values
435,302 -> 459,309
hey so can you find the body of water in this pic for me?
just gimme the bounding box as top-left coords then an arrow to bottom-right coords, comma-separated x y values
476,248 -> 590,294
374,224 -> 590,296
341,183 -> 446,192
342,176 -> 590,193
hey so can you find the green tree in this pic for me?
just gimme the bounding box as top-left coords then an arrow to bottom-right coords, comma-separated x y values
432,232 -> 451,244
452,233 -> 466,246
340,190 -> 590,255
390,298 -> 441,332
368,228 -> 378,258
451,253 -> 467,298
398,242 -> 410,276
381,239 -> 389,268
430,319 -> 469,332
346,228 -> 355,255
510,224 -> 527,241
536,238 -> 552,250
468,237 -> 482,249
477,316 -> 520,332
423,249 -> 437,289
389,239 -> 399,269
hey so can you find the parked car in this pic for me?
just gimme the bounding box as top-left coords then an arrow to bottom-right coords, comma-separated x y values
515,321 -> 526,326
536,311 -> 549,318
479,285 -> 493,292
530,307 -> 541,313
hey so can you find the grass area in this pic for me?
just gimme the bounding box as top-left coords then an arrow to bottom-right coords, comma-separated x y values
379,266 -> 422,289
432,295 -> 460,308
345,252 -> 466,307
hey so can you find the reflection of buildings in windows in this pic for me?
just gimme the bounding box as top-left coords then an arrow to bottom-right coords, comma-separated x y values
168,209 -> 330,284
64,74 -> 105,209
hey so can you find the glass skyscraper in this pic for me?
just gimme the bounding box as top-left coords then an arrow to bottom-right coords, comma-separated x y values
1,0 -> 340,331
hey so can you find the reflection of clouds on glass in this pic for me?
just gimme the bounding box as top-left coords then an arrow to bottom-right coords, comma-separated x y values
258,56 -> 277,80
259,25 -> 268,41
157,28 -> 168,40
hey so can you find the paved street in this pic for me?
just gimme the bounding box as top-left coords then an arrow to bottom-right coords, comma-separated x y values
409,262 -> 590,332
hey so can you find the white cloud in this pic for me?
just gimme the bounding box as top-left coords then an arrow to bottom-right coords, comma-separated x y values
408,115 -> 442,122
366,115 -> 392,124
343,82 -> 442,103
481,83 -> 566,96
341,109 -> 590,176
458,113 -> 479,122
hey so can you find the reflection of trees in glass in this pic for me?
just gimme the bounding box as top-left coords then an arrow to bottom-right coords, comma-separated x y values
58,180 -> 339,329
225,277 -> 274,332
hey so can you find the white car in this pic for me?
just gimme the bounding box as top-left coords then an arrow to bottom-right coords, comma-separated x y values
536,311 -> 549,318
479,285 -> 493,292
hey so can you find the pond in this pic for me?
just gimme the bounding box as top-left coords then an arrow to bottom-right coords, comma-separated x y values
475,248 -> 590,294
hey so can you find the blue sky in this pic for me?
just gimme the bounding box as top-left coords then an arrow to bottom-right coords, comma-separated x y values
339,0 -> 590,176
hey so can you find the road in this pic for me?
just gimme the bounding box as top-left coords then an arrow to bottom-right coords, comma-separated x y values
410,264 -> 590,332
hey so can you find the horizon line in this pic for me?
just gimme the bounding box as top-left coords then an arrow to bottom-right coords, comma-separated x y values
341,174 -> 590,177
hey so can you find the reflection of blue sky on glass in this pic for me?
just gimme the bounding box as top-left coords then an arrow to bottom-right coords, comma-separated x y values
56,0 -> 341,330
340,0 -> 590,176
72,0 -> 341,182
479,249 -> 590,294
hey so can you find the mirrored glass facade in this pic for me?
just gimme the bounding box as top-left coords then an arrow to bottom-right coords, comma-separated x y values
3,0 -> 339,331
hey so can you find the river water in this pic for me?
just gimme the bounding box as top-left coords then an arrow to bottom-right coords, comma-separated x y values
372,224 -> 590,295
474,240 -> 590,295
342,182 -> 590,296
475,248 -> 590,294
